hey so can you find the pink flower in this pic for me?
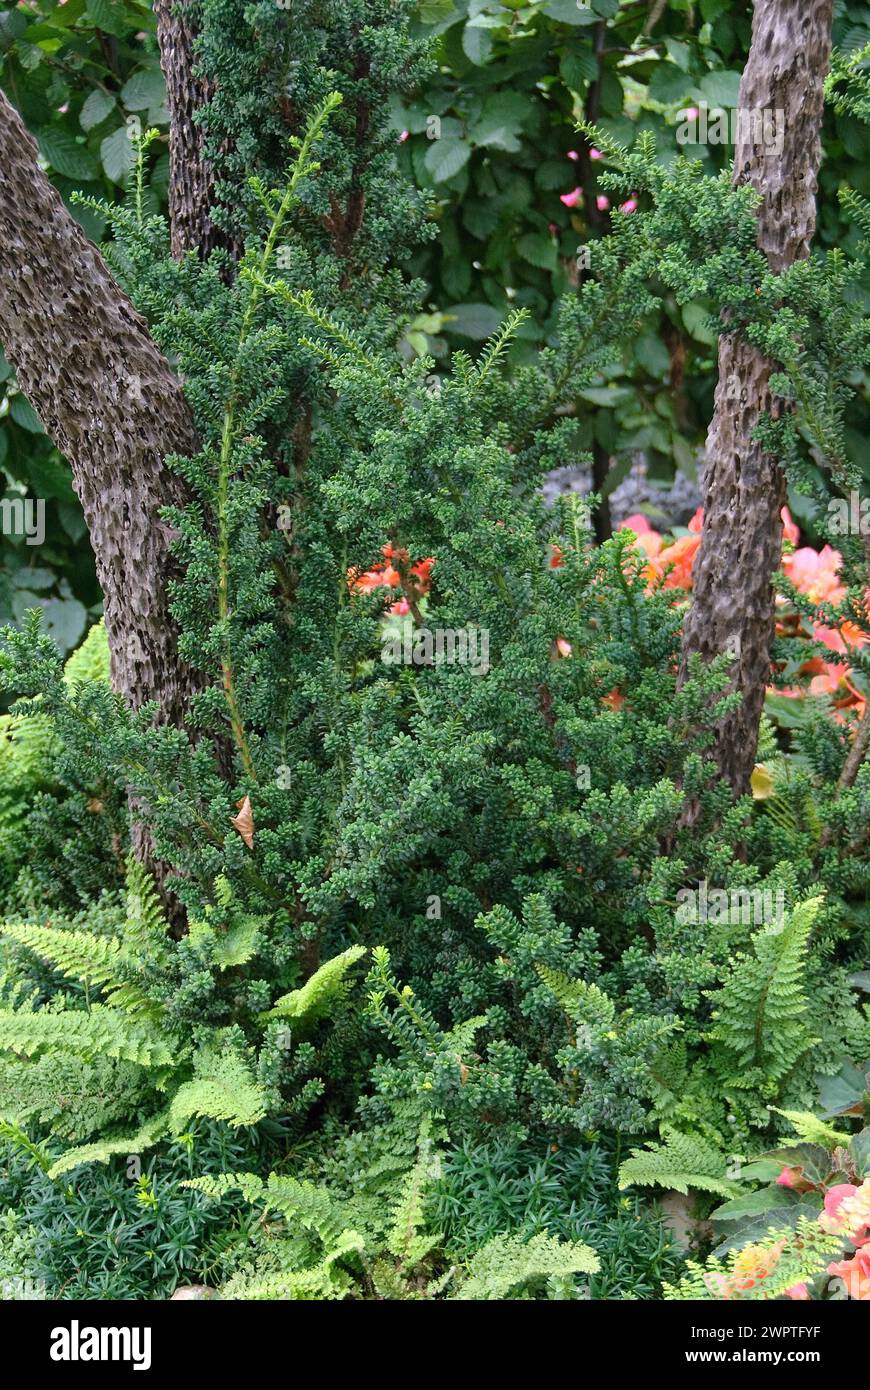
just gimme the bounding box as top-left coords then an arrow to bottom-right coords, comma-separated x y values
620,197 -> 638,214
399,130 -> 409,142
567,150 -> 579,161
776,1166 -> 802,1189
785,1283 -> 810,1300
596,195 -> 610,211
390,598 -> 410,616
590,148 -> 603,160
819,1183 -> 859,1235
782,544 -> 846,605
781,505 -> 799,545
684,106 -> 700,120
560,188 -> 583,208
688,507 -> 704,533
620,514 -> 655,536
554,637 -> 573,658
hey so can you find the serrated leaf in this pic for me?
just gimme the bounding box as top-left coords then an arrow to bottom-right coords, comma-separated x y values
100,123 -> 135,183
462,22 -> 493,64
424,136 -> 471,183
542,0 -> 598,25
9,395 -> 44,433
36,129 -> 99,182
79,89 -> 116,131
517,232 -> 557,270
120,67 -> 166,113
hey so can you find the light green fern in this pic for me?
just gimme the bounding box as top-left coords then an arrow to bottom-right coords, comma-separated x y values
261,944 -> 366,1025
0,1004 -> 174,1066
618,1126 -> 741,1198
453,1232 -> 599,1300
47,1110 -> 172,1180
168,1039 -> 268,1130
1,920 -> 159,1019
535,962 -> 617,1027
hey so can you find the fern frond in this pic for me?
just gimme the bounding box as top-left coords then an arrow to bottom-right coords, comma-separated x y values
0,921 -> 159,1020
708,897 -> 822,1084
168,1041 -> 268,1130
124,855 -> 170,962
262,945 -> 366,1026
47,1109 -> 171,1180
535,962 -> 616,1027
769,1107 -> 849,1148
618,1127 -> 741,1198
0,1005 -> 174,1067
454,1232 -> 599,1300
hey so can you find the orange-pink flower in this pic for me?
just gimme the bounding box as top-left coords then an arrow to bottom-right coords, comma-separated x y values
781,544 -> 846,605
827,1248 -> 870,1300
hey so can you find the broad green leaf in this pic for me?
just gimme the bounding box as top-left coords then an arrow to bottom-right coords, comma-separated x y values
462,23 -> 493,65
100,123 -> 135,183
120,67 -> 166,113
9,395 -> 44,433
542,0 -> 598,25
517,232 -> 557,270
698,70 -> 743,109
80,89 -> 116,131
36,129 -> 99,181
443,302 -> 504,339
424,136 -> 471,182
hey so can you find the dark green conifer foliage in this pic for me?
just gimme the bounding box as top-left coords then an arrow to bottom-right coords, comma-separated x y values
2,6 -> 870,1301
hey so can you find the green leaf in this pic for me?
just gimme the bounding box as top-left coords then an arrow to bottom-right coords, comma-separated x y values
470,92 -> 529,152
9,395 -> 44,433
443,302 -> 505,339
560,48 -> 598,90
542,0 -> 598,25
648,64 -> 694,105
517,231 -> 557,270
710,1184 -> 800,1224
36,129 -> 99,182
85,0 -> 129,37
818,1059 -> 869,1116
79,89 -> 116,131
120,67 -> 166,113
462,23 -> 493,65
849,1128 -> 870,1178
100,124 -> 135,183
424,137 -> 471,183
698,71 -> 743,109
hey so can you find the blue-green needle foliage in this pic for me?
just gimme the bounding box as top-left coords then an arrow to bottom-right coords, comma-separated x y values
2,4 -> 870,1301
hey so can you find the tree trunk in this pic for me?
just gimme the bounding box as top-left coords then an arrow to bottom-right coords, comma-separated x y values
0,89 -> 200,726
678,0 -> 834,797
154,0 -> 242,262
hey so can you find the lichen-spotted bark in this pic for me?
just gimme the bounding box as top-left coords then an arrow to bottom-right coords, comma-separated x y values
154,0 -> 241,262
679,0 -> 834,798
0,88 -> 200,726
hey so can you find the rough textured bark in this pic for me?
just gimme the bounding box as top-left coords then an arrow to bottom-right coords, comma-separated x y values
154,0 -> 242,263
679,0 -> 834,796
0,88 -> 200,726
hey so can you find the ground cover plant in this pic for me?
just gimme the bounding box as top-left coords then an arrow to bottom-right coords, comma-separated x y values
0,0 -> 869,1306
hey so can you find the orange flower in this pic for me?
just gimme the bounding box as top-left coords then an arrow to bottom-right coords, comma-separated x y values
781,505 -> 800,545
657,533 -> 702,590
549,544 -> 564,569
704,1240 -> 786,1299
